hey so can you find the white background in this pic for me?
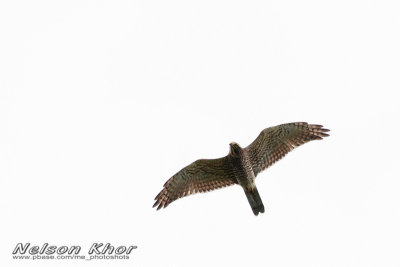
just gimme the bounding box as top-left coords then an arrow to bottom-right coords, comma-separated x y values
1,0 -> 399,266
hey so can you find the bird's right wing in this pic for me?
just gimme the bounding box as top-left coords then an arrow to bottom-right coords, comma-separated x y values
153,157 -> 236,210
245,122 -> 329,176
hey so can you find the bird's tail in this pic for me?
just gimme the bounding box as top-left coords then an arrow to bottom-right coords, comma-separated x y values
245,186 -> 265,216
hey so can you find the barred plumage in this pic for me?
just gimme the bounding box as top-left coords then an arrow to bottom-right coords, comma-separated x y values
153,122 -> 329,215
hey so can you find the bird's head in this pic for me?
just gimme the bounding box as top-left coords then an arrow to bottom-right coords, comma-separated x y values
229,142 -> 243,156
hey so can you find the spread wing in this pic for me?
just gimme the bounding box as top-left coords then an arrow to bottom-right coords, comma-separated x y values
153,157 -> 236,210
245,122 -> 329,176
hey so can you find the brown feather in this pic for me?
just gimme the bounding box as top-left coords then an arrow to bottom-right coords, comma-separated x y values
245,122 -> 330,176
153,157 -> 236,210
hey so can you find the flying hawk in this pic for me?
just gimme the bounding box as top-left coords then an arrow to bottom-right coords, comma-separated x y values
153,122 -> 329,215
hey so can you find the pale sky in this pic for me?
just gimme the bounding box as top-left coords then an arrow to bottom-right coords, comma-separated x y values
1,0 -> 400,266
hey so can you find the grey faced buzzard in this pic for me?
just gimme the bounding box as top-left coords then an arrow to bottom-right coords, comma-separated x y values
153,122 -> 329,215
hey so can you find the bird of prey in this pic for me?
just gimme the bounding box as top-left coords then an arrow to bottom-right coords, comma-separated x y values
153,122 -> 329,215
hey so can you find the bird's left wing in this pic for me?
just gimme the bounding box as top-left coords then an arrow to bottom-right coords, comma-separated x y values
153,157 -> 236,210
245,122 -> 329,176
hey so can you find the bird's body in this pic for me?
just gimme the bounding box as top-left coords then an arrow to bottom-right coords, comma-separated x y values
153,122 -> 329,215
229,143 -> 254,190
228,143 -> 264,215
